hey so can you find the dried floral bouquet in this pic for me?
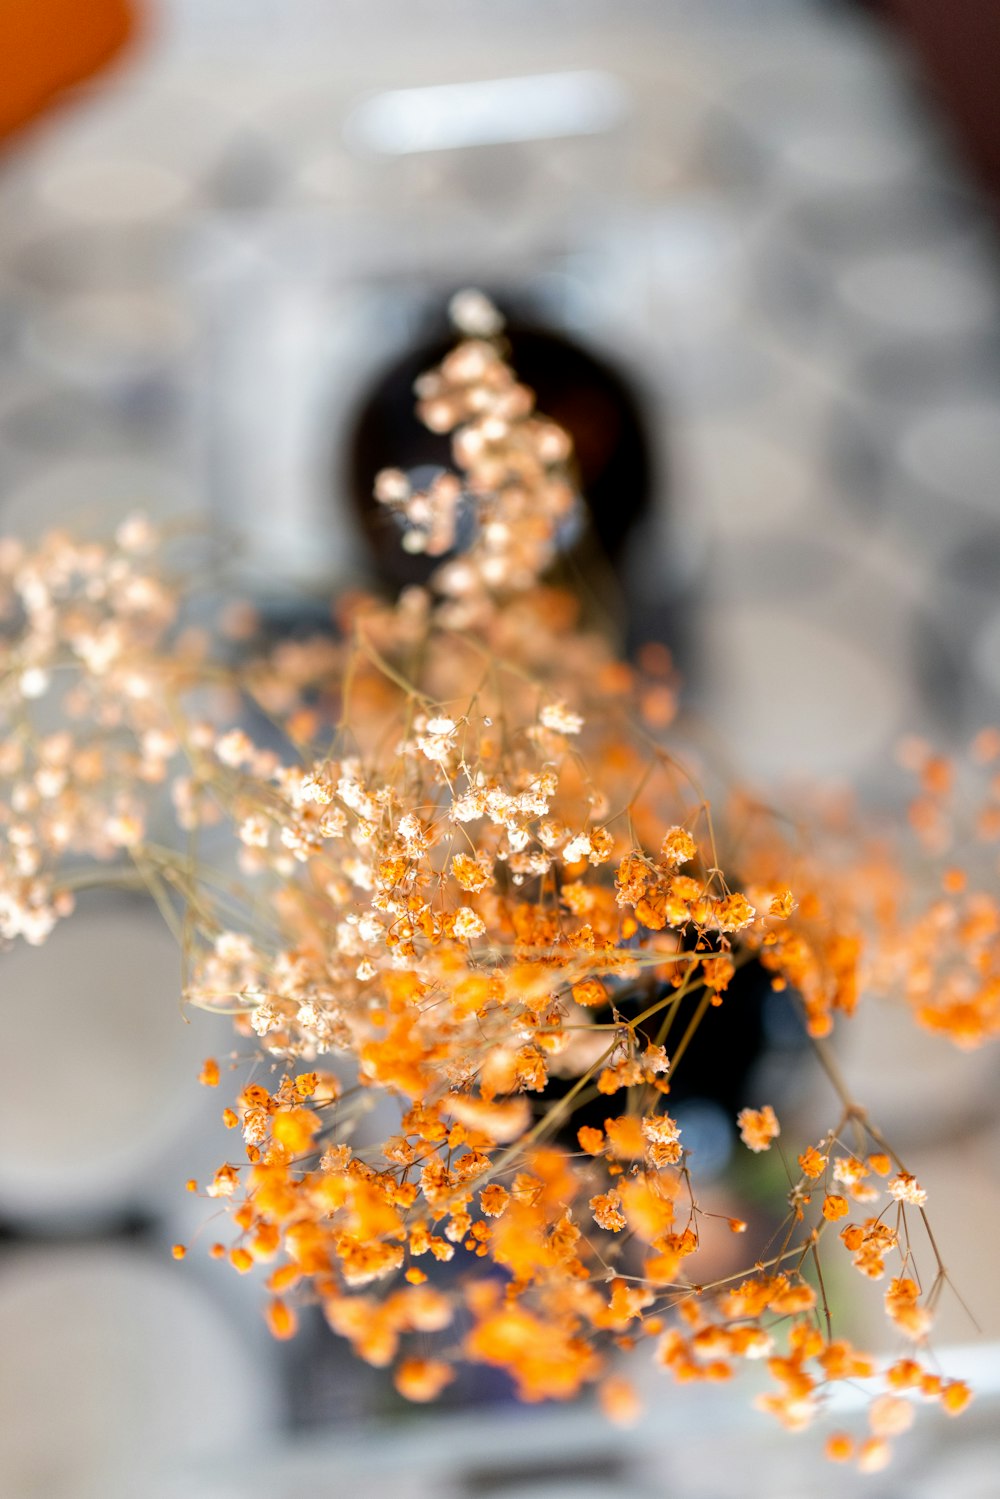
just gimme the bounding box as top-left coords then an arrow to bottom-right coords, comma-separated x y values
1,291 -> 997,1471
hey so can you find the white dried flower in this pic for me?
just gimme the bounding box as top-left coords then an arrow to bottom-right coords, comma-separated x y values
449,288 -> 504,338
452,906 -> 486,941
540,702 -> 583,735
888,1173 -> 928,1207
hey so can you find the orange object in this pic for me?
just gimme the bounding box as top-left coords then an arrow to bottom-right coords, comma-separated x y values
0,0 -> 138,141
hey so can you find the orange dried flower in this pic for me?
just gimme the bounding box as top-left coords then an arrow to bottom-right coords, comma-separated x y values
479,1184 -> 510,1218
715,894 -> 757,932
395,1358 -> 454,1403
824,1432 -> 854,1463
798,1145 -> 828,1179
598,1375 -> 642,1427
736,1105 -> 780,1153
577,1125 -> 605,1155
271,1107 -> 322,1155
940,1380 -> 973,1416
604,1115 -> 646,1161
265,1298 -> 298,1340
590,1191 -> 626,1232
660,827 -> 697,866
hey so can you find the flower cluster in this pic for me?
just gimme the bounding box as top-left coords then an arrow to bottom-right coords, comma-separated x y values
1,293 -> 990,1467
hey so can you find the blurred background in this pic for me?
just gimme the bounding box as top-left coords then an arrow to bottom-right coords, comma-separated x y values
1,1 -> 1000,1495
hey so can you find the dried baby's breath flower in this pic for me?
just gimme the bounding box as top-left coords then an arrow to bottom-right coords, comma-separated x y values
737,1105 -> 780,1153
540,701 -> 584,736
887,1173 -> 928,1207
0,295 -> 985,1469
